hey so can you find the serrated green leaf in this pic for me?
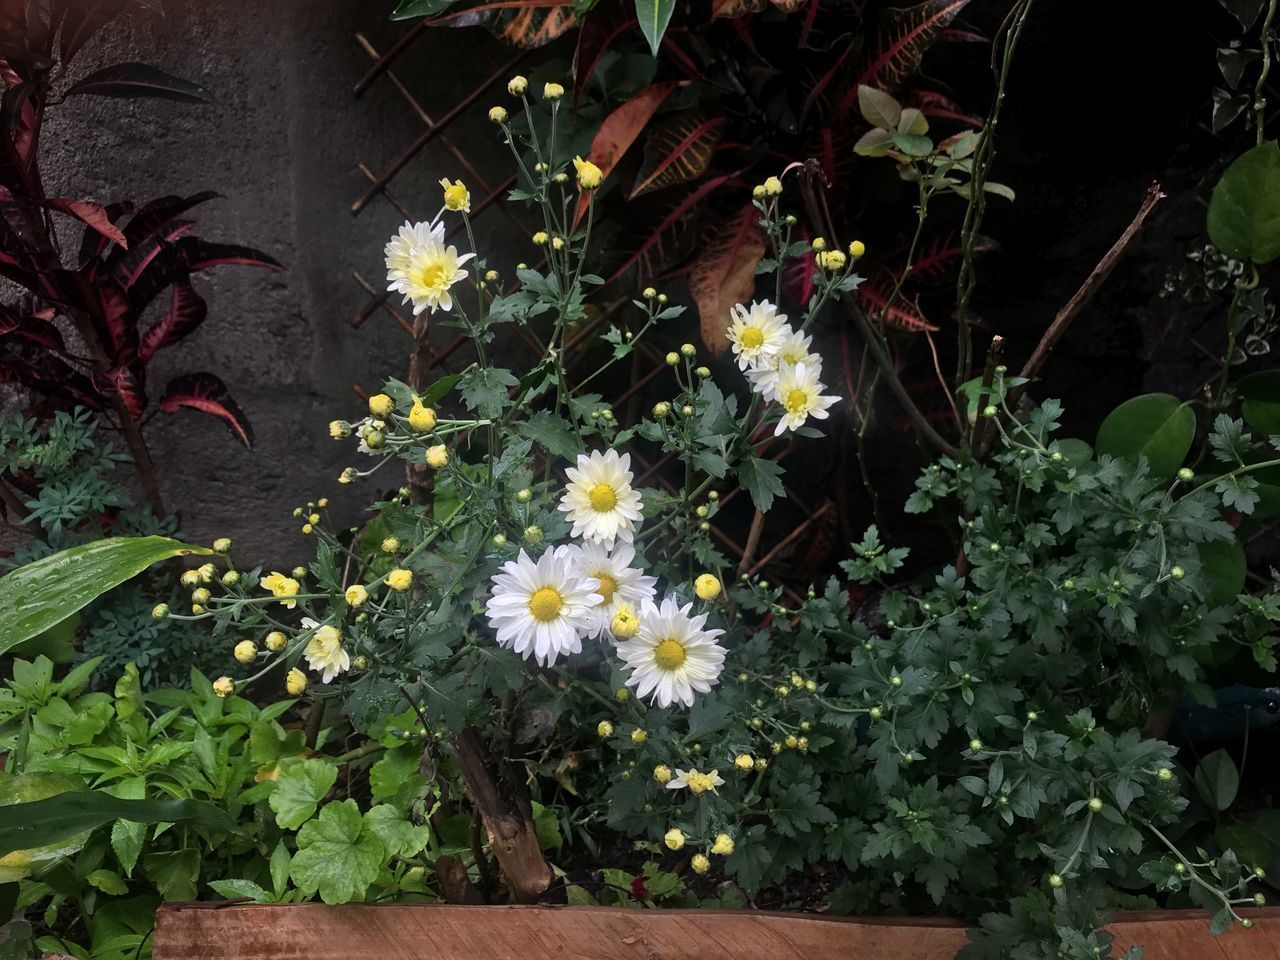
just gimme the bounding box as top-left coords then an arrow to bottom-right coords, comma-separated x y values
269,759 -> 337,830
291,800 -> 384,904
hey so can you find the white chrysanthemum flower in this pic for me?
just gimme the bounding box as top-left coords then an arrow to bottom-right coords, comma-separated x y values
746,326 -> 822,400
301,619 -> 351,684
385,219 -> 474,315
666,768 -> 726,795
772,361 -> 839,436
726,300 -> 789,371
616,595 -> 726,708
485,546 -> 602,666
558,449 -> 645,546
568,541 -> 657,639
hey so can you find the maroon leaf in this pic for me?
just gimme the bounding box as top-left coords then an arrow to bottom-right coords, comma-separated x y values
60,0 -> 130,64
77,200 -> 133,265
904,89 -> 983,128
903,232 -> 997,285
608,173 -> 732,282
572,7 -> 636,106
46,198 -> 128,248
159,372 -> 253,447
0,304 -> 65,351
852,0 -> 974,97
92,366 -> 148,421
690,204 -> 765,354
857,274 -> 939,332
123,191 -> 220,246
183,240 -> 282,272
139,280 -> 206,361
629,114 -> 727,198
63,62 -> 211,103
109,219 -> 198,294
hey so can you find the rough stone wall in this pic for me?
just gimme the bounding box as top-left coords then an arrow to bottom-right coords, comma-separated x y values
33,0 -> 515,563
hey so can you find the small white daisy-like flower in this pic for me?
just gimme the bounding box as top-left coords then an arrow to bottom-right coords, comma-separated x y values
485,546 -> 602,666
772,361 -> 839,436
666,768 -> 726,795
616,595 -> 727,708
746,326 -> 822,400
301,620 -> 351,684
558,449 -> 645,546
726,300 -> 789,371
568,541 -> 657,639
385,219 -> 474,316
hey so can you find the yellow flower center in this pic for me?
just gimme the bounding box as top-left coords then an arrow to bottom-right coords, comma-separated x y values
654,637 -> 687,670
783,387 -> 810,415
592,572 -> 618,603
412,259 -> 450,294
740,326 -> 765,349
588,483 -> 617,512
529,587 -> 563,622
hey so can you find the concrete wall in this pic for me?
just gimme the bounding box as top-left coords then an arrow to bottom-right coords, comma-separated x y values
38,0 -> 516,563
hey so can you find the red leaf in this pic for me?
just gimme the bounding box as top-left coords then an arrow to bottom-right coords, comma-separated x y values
857,276 -> 938,333
572,7 -> 635,106
139,280 -> 207,361
77,200 -> 133,266
629,114 -> 727,198
902,232 -> 996,285
904,88 -> 983,128
46,198 -> 128,249
799,37 -> 858,127
690,204 -> 765,354
93,366 -> 148,421
159,372 -> 254,448
572,82 -> 680,228
89,279 -> 137,359
0,304 -> 64,351
124,191 -> 220,246
853,0 -> 974,98
184,240 -> 282,272
782,242 -> 815,306
607,174 -> 732,282
60,0 -> 129,64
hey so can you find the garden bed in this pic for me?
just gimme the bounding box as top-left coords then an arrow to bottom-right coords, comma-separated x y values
153,904 -> 1279,959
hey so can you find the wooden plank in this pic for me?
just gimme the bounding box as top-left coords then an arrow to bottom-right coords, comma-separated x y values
154,904 -> 1280,960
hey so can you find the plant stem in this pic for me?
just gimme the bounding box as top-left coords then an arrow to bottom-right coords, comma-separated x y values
1256,0 -> 1278,145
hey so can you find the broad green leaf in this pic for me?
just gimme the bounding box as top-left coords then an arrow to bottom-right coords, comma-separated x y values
739,456 -> 784,512
143,848 -> 200,901
369,745 -> 425,802
1216,824 -> 1275,869
0,774 -> 88,880
854,127 -> 894,158
290,800 -> 384,904
515,411 -> 580,460
1237,369 -> 1280,436
1054,438 -> 1094,467
363,804 -> 430,859
268,758 -> 338,829
86,869 -> 128,896
1194,749 -> 1239,811
891,132 -> 933,157
635,0 -> 676,56
531,801 -> 564,851
1207,141 -> 1280,264
8,613 -> 79,664
0,536 -> 211,654
107,777 -> 147,877
208,878 -> 271,902
0,788 -> 234,858
391,0 -> 459,18
1095,393 -> 1195,478
857,85 -> 902,130
1199,539 -> 1246,607
897,107 -> 928,136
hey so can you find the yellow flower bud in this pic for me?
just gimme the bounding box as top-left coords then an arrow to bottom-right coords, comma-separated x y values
488,105 -> 508,124
573,155 -> 603,189
811,236 -> 827,252
663,828 -> 685,851
752,184 -> 766,199
643,286 -> 657,298
439,177 -> 470,212
691,853 -> 710,875
611,605 -> 640,639
532,230 -> 549,246
345,584 -> 369,607
329,420 -> 350,439
631,728 -> 648,744
212,537 -> 232,553
734,753 -> 754,772
551,236 -> 565,251
849,239 -> 866,259
181,569 -> 201,588
212,676 -> 234,699
385,568 -> 413,592
264,630 -> 286,652
286,668 -> 308,696
425,444 -> 449,469
543,82 -> 565,100
368,393 -> 395,418
710,833 -> 735,856
409,400 -> 437,433
653,764 -> 673,784
191,588 -> 211,605
198,563 -> 216,583
339,467 -> 358,484
694,574 -> 721,601
233,640 -> 257,664
508,75 -> 528,95
152,603 -> 169,620
597,720 -> 614,738
762,175 -> 783,196
381,537 -> 400,553
817,249 -> 847,271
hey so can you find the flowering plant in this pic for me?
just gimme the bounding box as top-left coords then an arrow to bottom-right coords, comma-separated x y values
6,74 -> 1280,959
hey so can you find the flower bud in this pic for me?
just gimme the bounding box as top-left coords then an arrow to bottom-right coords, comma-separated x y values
543,82 -> 565,100
653,764 -> 673,784
265,631 -> 287,652
385,569 -> 413,592
488,105 -> 508,124
680,343 -> 696,358
368,393 -> 395,418
694,573 -> 721,600
152,603 -> 169,620
425,444 -> 449,469
653,401 -> 671,418
286,668 -> 308,695
492,533 -> 508,547
849,240 -> 866,259
381,537 -> 400,553
632,728 -> 648,744
666,352 -> 680,366
710,833 -> 734,856
664,828 -> 685,851
762,175 -> 783,196
695,366 -> 710,378
409,401 -> 437,433
191,587 -> 211,605
507,75 -> 528,95
734,753 -> 753,772
345,584 -> 369,607
523,525 -> 543,544
212,676 -> 234,698
1177,467 -> 1194,482
643,286 -> 657,298
516,488 -> 533,503
234,640 -> 257,664
597,720 -> 614,738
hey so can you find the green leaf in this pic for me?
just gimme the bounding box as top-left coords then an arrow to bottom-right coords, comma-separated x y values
0,536 -> 211,654
86,869 -> 128,896
854,128 -> 894,158
1199,539 -> 1246,607
63,63 -> 210,103
738,456 -> 784,512
0,787 -> 234,859
515,411 -> 580,460
290,800 -> 385,904
458,367 -> 518,419
1207,141 -> 1280,263
268,758 -> 337,830
891,132 -> 933,157
1095,393 -> 1195,478
857,85 -> 902,130
1237,369 -> 1280,436
363,804 -> 430,859
209,878 -> 271,902
531,801 -> 563,851
391,0 -> 459,18
635,0 -> 676,55
143,849 -> 200,901
1194,749 -> 1240,811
